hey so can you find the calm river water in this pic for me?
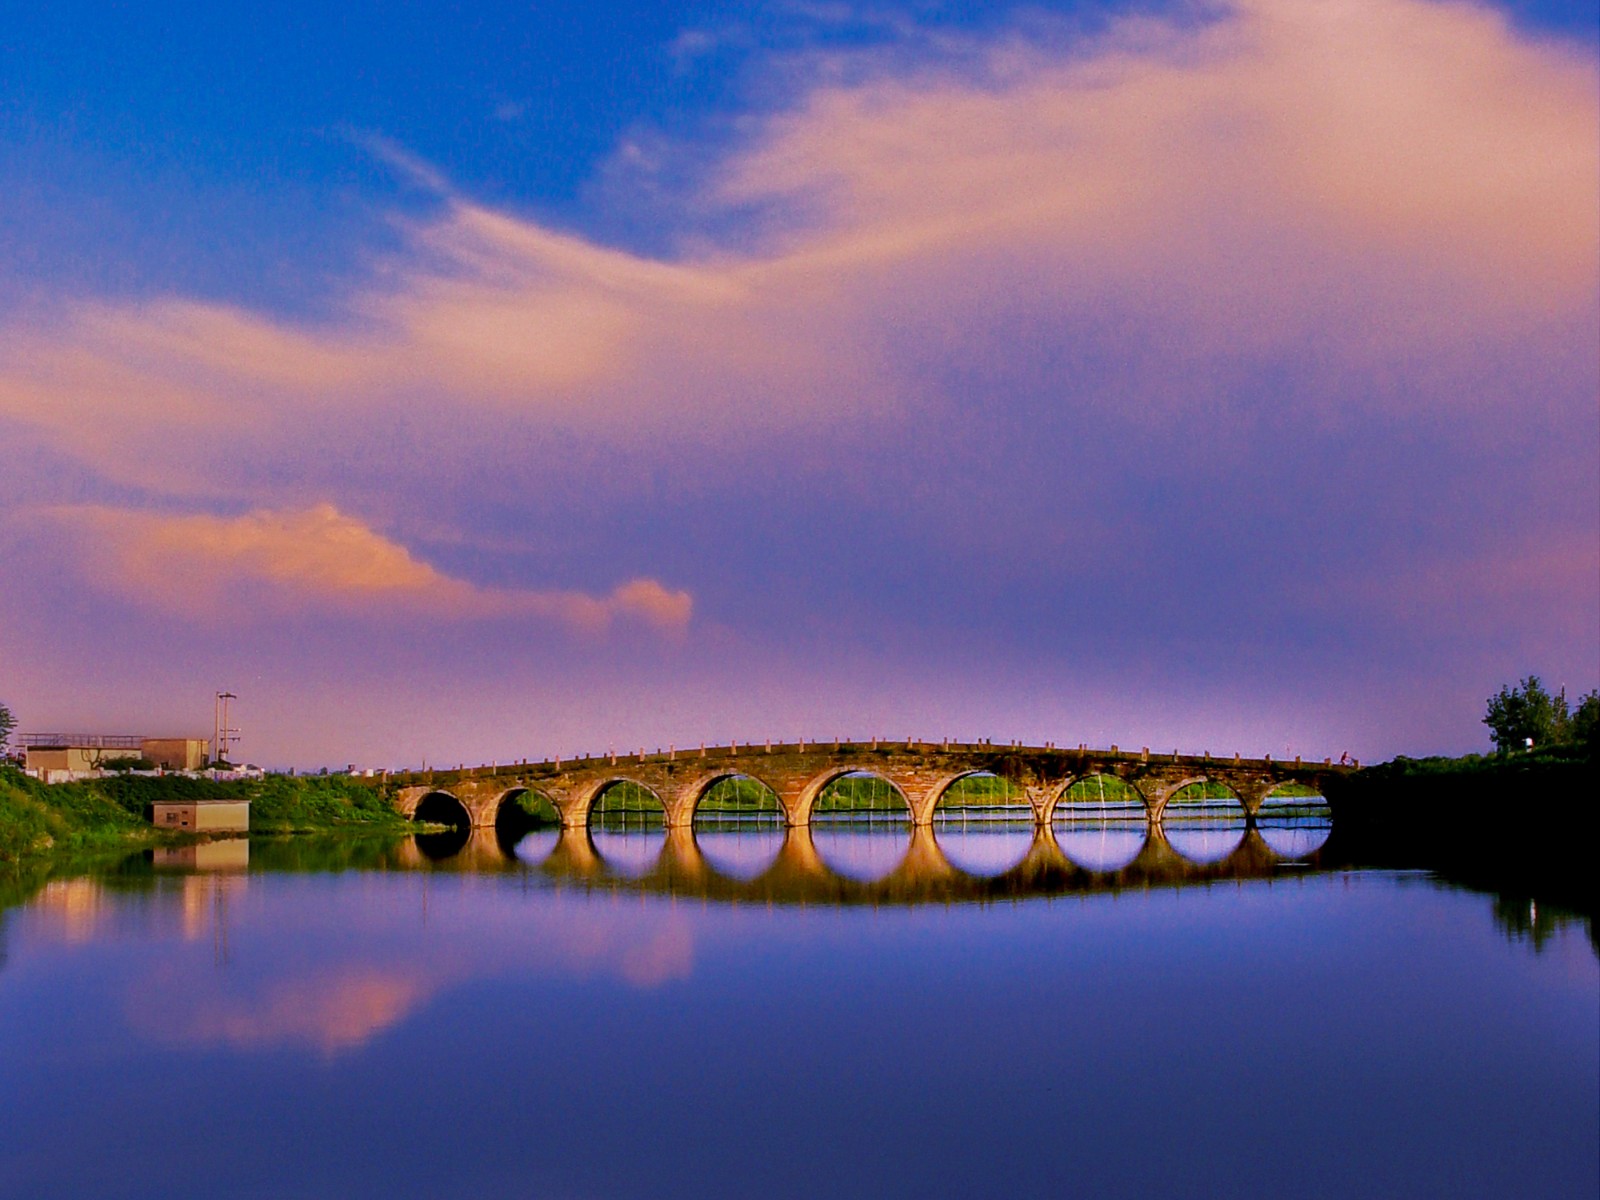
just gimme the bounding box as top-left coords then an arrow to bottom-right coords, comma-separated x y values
1,819 -> 1595,1199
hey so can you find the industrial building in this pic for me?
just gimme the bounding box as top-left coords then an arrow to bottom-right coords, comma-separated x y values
20,734 -> 212,778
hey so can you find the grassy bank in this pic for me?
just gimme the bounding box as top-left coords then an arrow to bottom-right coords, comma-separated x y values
0,767 -> 157,863
1322,745 -> 1597,916
0,766 -> 408,877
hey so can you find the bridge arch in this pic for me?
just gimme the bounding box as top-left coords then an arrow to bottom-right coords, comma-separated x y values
1044,772 -> 1151,824
1047,774 -> 1150,872
682,771 -> 786,827
412,790 -> 472,830
1256,781 -> 1332,858
565,777 -> 666,829
1158,778 -> 1249,865
796,768 -> 911,826
929,772 -> 1037,876
928,770 -> 1037,821
589,778 -> 666,826
1152,777 -> 1246,824
492,786 -> 561,833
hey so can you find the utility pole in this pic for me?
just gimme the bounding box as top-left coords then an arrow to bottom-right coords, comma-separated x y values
214,691 -> 240,767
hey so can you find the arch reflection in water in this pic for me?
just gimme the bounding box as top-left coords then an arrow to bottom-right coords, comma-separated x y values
1053,819 -> 1148,873
505,827 -> 562,867
934,823 -> 1037,877
932,772 -> 1035,875
694,826 -> 788,881
1256,783 -> 1333,859
811,823 -> 914,883
411,790 -> 473,861
416,819 -> 1333,904
1161,781 -> 1247,865
1052,775 -> 1149,872
589,781 -> 667,876
413,824 -> 472,861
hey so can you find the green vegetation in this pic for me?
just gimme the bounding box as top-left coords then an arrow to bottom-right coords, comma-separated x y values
1057,774 -> 1143,806
592,780 -> 664,813
591,780 -> 666,827
939,773 -> 1025,808
247,774 -> 407,832
0,766 -> 154,865
815,773 -> 906,812
1484,676 -> 1599,754
0,766 -> 407,881
698,776 -> 782,813
499,789 -> 562,825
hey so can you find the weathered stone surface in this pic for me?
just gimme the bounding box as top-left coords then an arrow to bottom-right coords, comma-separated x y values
393,740 -> 1348,829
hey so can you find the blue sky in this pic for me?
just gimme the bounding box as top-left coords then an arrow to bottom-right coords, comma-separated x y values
0,0 -> 1595,767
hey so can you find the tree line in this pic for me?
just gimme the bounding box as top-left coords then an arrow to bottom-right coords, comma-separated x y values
1483,677 -> 1599,754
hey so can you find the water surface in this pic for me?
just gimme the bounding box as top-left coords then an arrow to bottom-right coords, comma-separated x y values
0,821 -> 1594,1200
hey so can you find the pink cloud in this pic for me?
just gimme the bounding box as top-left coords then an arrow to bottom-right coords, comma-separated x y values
127,968 -> 432,1056
36,503 -> 692,633
0,0 -> 1585,505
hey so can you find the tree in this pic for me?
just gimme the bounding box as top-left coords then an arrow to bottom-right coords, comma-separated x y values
1571,689 -> 1600,751
1483,676 -> 1569,752
0,700 -> 14,757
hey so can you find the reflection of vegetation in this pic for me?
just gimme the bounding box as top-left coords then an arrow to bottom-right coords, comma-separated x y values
247,833 -> 410,873
814,773 -> 906,813
1,765 -> 411,914
1490,892 -> 1596,955
1325,748 -> 1597,940
698,776 -> 782,814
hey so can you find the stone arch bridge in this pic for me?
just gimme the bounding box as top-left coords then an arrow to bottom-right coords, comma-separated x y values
393,740 -> 1351,831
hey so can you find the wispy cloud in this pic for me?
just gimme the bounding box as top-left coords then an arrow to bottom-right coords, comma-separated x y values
0,0 -> 1591,757
0,0 -> 1588,502
36,503 -> 692,633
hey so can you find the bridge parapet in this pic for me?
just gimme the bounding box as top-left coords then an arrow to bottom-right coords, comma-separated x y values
393,740 -> 1351,830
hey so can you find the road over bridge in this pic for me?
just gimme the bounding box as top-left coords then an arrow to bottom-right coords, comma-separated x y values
393,739 -> 1353,831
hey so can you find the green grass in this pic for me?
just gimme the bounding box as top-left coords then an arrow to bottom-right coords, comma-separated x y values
697,776 -> 782,813
814,773 -> 906,812
246,773 -> 407,833
0,767 -> 151,863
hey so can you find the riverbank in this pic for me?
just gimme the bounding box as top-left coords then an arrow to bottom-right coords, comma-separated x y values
1322,746 -> 1597,916
0,766 -> 408,894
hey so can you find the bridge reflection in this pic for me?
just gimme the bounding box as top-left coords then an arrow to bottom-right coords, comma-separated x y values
394,818 -> 1334,906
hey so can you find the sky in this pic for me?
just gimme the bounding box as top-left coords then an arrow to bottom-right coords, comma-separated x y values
0,0 -> 1595,769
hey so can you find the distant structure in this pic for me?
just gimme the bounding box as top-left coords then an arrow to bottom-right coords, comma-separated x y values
213,691 -> 241,766
150,798 -> 251,833
20,734 -> 211,779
